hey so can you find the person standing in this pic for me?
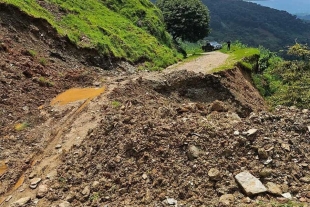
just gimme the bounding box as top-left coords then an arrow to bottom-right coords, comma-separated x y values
227,40 -> 231,51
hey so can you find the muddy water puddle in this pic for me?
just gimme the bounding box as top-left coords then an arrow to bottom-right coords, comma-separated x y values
50,87 -> 105,106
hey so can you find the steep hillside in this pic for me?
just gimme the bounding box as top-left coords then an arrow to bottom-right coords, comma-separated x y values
0,0 -> 179,70
202,0 -> 310,51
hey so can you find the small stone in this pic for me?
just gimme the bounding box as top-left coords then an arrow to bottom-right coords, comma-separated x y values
46,170 -> 57,180
92,181 -> 100,189
299,197 -> 307,202
142,173 -> 148,180
306,192 -> 310,198
235,171 -> 267,196
300,176 -> 310,183
219,194 -> 234,206
281,143 -> 290,151
82,186 -> 90,197
65,192 -> 76,202
93,82 -> 100,87
266,182 -> 282,196
243,197 -> 252,203
36,184 -> 48,198
59,201 -> 71,207
208,168 -> 221,181
259,168 -> 272,178
245,129 -> 258,136
29,172 -> 37,179
30,178 -> 42,189
282,192 -> 292,200
233,131 -> 240,136
187,145 -> 200,160
166,198 -> 177,205
9,197 -> 31,207
55,144 -> 62,149
5,195 -> 12,202
258,148 -> 268,159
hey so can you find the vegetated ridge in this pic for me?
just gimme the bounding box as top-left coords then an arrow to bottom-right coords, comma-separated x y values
0,0 -> 180,70
201,0 -> 310,52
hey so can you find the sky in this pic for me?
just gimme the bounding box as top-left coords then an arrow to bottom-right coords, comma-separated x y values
245,0 -> 310,14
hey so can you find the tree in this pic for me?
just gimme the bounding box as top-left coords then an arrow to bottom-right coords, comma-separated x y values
156,0 -> 210,42
288,42 -> 310,61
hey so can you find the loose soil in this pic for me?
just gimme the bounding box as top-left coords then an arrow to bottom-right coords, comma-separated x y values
1,4 -> 310,207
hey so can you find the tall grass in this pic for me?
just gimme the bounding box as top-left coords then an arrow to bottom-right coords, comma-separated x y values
1,0 -> 180,70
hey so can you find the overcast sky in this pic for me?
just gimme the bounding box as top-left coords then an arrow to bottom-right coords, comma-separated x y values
245,0 -> 310,14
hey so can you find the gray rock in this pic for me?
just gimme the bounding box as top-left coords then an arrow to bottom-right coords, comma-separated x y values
282,192 -> 292,200
9,197 -> 31,207
82,186 -> 90,197
187,145 -> 200,160
166,198 -> 177,205
208,168 -> 221,181
5,195 -> 12,202
92,181 -> 100,189
30,178 -> 42,189
65,192 -> 76,202
219,194 -> 234,206
28,172 -> 37,179
266,182 -> 282,195
36,184 -> 48,198
58,201 -> 71,207
55,144 -> 62,149
245,128 -> 258,136
300,176 -> 310,183
235,171 -> 267,196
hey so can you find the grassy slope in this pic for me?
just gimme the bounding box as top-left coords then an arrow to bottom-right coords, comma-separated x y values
1,0 -> 180,70
213,43 -> 260,72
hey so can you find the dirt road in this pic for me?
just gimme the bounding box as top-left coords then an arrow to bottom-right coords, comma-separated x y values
163,51 -> 228,74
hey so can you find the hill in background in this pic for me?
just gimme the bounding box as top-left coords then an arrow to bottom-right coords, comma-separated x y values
202,0 -> 310,51
150,0 -> 310,51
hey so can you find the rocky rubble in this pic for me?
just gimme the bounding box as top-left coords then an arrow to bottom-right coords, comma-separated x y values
41,77 -> 310,206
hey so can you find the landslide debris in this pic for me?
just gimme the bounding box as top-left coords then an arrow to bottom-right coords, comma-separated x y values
30,72 -> 308,207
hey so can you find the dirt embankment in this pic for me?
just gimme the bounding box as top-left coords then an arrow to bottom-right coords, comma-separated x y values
1,4 -> 310,207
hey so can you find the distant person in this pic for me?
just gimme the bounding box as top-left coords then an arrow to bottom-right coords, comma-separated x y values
227,40 -> 231,51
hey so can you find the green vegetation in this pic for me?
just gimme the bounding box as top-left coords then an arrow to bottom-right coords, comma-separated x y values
39,57 -> 47,66
1,0 -> 181,70
14,122 -> 29,131
213,41 -> 259,72
37,76 -> 55,87
253,43 -> 310,108
27,49 -> 37,57
156,0 -> 210,42
111,100 -> 121,108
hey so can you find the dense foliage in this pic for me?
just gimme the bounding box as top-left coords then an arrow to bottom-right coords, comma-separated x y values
253,43 -> 310,108
156,0 -> 210,42
1,0 -> 181,70
200,0 -> 310,52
